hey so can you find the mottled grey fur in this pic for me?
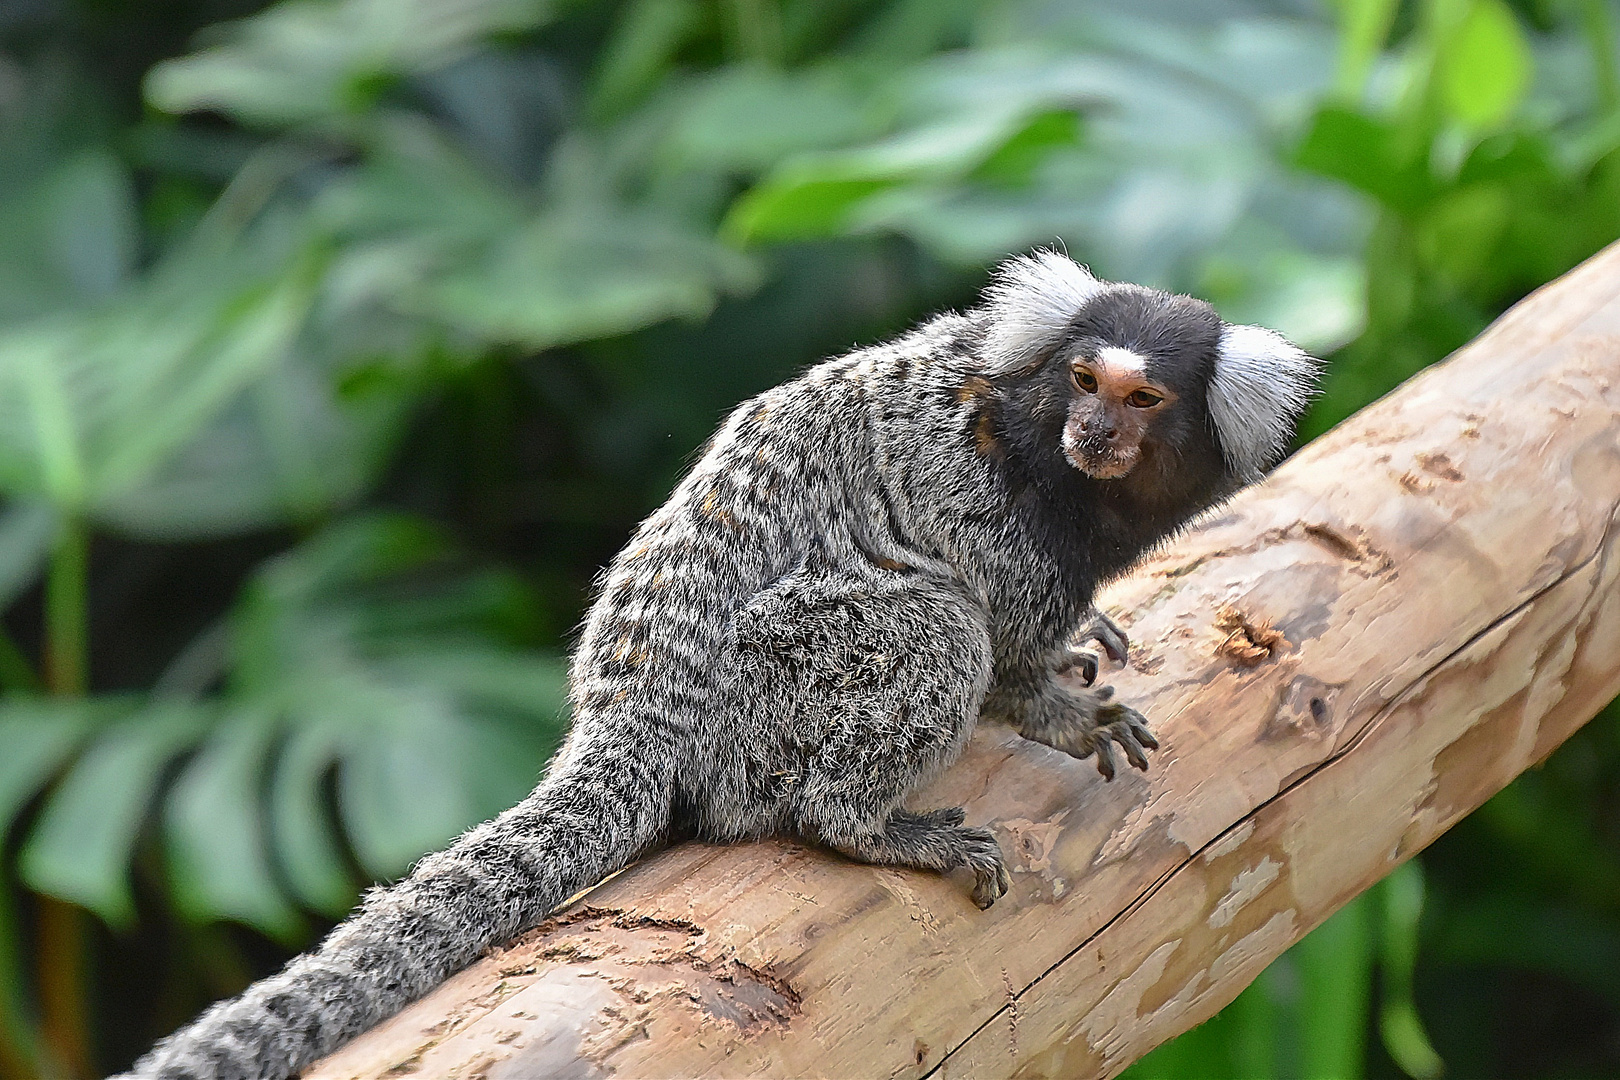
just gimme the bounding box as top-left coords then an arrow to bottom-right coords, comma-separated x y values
129,253 -> 1317,1080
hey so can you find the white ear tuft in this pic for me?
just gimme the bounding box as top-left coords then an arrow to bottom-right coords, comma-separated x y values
981,251 -> 1109,374
1209,324 -> 1321,483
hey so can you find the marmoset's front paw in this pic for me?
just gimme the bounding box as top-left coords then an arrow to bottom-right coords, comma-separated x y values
1073,686 -> 1158,780
1058,611 -> 1131,685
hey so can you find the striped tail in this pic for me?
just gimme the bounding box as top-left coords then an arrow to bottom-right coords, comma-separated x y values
130,749 -> 669,1080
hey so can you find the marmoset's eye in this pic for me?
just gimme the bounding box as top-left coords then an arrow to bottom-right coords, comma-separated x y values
1125,389 -> 1164,409
1073,369 -> 1099,393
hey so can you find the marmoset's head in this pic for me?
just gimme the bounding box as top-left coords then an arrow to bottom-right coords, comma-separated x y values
977,251 -> 1319,496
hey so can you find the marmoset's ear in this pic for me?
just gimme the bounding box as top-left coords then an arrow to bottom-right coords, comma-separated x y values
981,250 -> 1108,375
1208,323 -> 1322,484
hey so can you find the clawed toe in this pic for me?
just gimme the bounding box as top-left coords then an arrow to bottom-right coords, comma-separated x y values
1093,703 -> 1155,779
958,825 -> 1011,909
1081,612 -> 1130,664
970,860 -> 1010,909
1058,649 -> 1100,685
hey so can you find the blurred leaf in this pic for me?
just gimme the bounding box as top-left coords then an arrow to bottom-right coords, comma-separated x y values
0,699 -> 98,832
269,724 -> 354,917
229,514 -> 567,877
88,270 -> 318,502
0,252 -> 316,515
39,150 -> 138,304
1415,183 -> 1511,281
0,501 -> 58,610
0,58 -> 124,325
1333,0 -> 1400,98
1297,107 -> 1435,213
661,66 -> 880,173
725,104 -> 1044,243
164,708 -> 302,939
1379,862 -> 1445,1079
590,0 -> 706,122
421,208 -> 759,348
971,110 -> 1083,189
1472,767 -> 1620,910
338,695 -> 508,874
146,0 -> 567,128
1295,893 -> 1373,1079
20,702 -> 209,928
1437,0 -> 1532,129
725,176 -> 896,244
94,342 -> 420,539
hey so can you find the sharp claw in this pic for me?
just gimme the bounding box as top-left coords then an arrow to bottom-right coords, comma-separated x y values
1075,651 -> 1098,685
1101,631 -> 1128,664
1133,724 -> 1160,751
1094,741 -> 1118,781
1121,735 -> 1150,772
1089,612 -> 1130,663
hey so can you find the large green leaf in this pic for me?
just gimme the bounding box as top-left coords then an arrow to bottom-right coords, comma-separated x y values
35,149 -> 139,306
0,699 -> 102,835
228,514 -> 567,878
720,7 -> 1369,350
0,254 -> 315,515
19,702 -> 210,928
146,0 -> 567,128
93,338 -> 421,539
422,208 -> 758,348
1378,863 -> 1444,1079
1296,107 -> 1437,214
0,502 -> 58,611
1437,0 -> 1532,129
164,708 -> 303,939
269,724 -> 355,917
659,66 -> 883,173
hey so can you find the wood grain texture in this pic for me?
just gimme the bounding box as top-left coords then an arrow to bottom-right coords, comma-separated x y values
308,242 -> 1620,1080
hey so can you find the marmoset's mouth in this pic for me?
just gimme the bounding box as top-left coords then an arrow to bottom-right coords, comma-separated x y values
1069,452 -> 1134,479
1062,429 -> 1139,479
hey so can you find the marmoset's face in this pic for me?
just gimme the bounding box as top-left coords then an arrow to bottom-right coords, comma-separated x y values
1060,345 -> 1177,480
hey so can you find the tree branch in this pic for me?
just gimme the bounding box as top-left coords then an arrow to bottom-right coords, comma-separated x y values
308,242 -> 1620,1080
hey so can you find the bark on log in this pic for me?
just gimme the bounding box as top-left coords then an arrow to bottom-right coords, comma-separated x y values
309,243 -> 1620,1080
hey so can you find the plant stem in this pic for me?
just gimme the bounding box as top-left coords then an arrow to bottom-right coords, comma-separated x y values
36,901 -> 88,1080
0,629 -> 38,693
43,520 -> 87,698
0,883 -> 42,1080
38,518 -> 90,1078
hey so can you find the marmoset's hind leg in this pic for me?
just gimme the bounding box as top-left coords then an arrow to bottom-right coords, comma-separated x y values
732,562 -> 1010,908
827,805 -> 1012,909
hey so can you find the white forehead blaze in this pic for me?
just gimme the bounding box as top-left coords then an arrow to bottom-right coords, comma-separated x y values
1092,346 -> 1148,380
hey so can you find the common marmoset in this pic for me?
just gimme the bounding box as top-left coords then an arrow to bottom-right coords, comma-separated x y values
132,251 -> 1317,1080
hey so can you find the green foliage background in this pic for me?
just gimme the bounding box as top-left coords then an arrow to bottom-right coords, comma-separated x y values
0,0 -> 1616,1075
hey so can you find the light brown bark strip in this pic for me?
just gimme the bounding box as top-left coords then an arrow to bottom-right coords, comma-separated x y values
309,242 -> 1620,1080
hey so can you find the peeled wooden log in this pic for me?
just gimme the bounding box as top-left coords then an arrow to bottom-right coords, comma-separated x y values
309,242 -> 1620,1080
